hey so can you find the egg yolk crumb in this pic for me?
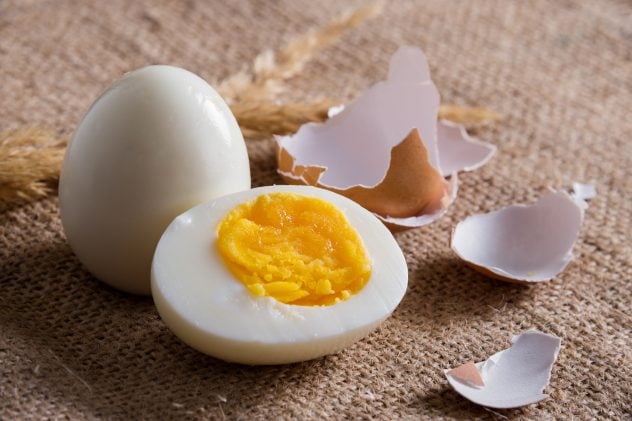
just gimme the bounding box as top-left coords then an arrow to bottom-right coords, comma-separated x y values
216,192 -> 372,306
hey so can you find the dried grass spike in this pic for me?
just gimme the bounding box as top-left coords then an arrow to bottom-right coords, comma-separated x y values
218,1 -> 383,103
0,127 -> 66,202
233,99 -> 336,139
438,105 -> 501,125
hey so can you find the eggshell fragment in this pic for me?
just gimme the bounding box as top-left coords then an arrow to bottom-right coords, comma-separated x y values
451,190 -> 584,283
323,110 -> 496,178
571,182 -> 596,201
277,46 -> 488,229
436,120 -> 496,176
445,330 -> 562,409
571,182 -> 596,210
327,104 -> 345,118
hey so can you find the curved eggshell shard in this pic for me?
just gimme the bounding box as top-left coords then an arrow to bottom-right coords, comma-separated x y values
327,104 -> 345,118
387,45 -> 432,83
571,182 -> 596,201
436,120 -> 497,176
451,190 -> 584,283
570,182 -> 596,210
275,46 -> 440,190
277,129 -> 454,229
275,46 -> 458,230
445,330 -> 562,409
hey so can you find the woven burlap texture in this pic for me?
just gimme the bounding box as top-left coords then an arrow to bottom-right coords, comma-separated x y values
1,0 -> 630,419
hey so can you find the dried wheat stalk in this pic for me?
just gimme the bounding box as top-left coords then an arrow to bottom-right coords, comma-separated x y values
234,99 -> 337,139
0,128 -> 66,202
438,105 -> 501,126
236,101 -> 500,139
218,2 -> 383,103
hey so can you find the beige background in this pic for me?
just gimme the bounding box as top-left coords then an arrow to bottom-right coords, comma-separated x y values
1,0 -> 630,419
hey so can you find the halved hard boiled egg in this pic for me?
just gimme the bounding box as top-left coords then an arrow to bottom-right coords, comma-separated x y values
151,185 -> 408,365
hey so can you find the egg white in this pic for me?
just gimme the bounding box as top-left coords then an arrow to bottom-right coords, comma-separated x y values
151,185 -> 408,365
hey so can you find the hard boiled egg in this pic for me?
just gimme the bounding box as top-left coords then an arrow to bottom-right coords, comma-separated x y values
59,65 -> 250,295
151,185 -> 408,365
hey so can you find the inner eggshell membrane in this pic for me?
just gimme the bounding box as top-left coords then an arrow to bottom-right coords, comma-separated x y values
451,191 -> 584,283
216,192 -> 372,306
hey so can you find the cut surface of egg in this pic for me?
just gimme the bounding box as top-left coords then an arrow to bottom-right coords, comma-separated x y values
151,185 -> 408,365
59,65 -> 250,295
216,192 -> 372,306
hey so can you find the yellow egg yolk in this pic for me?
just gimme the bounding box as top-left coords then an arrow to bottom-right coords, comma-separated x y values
216,192 -> 372,306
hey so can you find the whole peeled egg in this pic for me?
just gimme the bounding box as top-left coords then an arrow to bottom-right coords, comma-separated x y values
59,65 -> 250,295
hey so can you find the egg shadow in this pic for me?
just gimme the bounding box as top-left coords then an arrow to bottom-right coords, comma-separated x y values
246,138 -> 284,188
394,251 -> 536,328
0,236 -> 341,418
414,386 -> 524,420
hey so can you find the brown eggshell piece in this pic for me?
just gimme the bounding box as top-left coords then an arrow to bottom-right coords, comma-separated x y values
277,128 -> 450,220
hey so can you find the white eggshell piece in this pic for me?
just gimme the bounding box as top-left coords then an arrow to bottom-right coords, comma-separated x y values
436,120 -> 496,176
276,46 -> 441,189
451,190 -> 584,282
445,330 -> 562,409
571,182 -> 596,210
60,65 -> 250,295
151,185 -> 408,365
327,104 -> 345,118
571,182 -> 596,201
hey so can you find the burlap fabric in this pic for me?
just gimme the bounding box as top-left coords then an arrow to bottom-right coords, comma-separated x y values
1,0 -> 630,419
